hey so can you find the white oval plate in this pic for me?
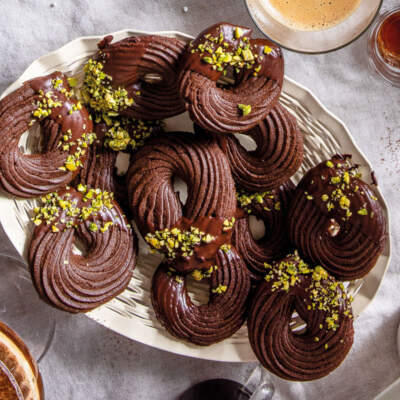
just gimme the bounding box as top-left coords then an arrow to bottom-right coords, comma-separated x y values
0,30 -> 391,362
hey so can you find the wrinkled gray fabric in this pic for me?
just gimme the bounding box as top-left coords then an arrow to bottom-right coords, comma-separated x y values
0,0 -> 399,399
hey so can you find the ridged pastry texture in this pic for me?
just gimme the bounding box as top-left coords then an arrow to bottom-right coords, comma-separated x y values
151,247 -> 251,345
287,155 -> 387,281
78,123 -> 118,193
78,119 -> 164,216
127,132 -> 236,272
179,23 -> 284,134
205,104 -> 303,192
0,72 -> 94,198
248,252 -> 354,381
127,132 -> 236,233
88,35 -> 186,120
232,181 -> 295,281
29,187 -> 137,313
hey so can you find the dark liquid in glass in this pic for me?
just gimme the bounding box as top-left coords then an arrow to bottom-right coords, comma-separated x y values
178,379 -> 251,400
377,11 -> 400,68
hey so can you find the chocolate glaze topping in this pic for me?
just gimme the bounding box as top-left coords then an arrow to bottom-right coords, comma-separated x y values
195,103 -> 303,192
29,188 -> 137,313
78,123 -> 118,193
94,35 -> 186,120
127,132 -> 236,272
247,253 -> 354,381
232,181 -> 295,280
287,155 -> 387,280
179,22 -> 284,134
151,246 -> 251,345
0,71 -> 93,198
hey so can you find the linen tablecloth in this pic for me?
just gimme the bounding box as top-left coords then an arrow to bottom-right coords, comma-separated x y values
0,1 -> 399,399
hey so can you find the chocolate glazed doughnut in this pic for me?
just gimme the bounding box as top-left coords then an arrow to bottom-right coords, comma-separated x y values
152,246 -> 251,345
232,181 -> 295,281
29,187 -> 137,313
288,155 -> 387,281
195,104 -> 303,191
179,22 -> 284,134
0,72 -> 94,198
83,35 -> 186,120
248,253 -> 354,381
127,132 -> 237,273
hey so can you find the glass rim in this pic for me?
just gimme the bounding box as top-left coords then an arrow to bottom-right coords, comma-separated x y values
244,0 -> 384,55
367,6 -> 400,87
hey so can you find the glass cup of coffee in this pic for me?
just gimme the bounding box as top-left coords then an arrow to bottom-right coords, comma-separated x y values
244,0 -> 382,53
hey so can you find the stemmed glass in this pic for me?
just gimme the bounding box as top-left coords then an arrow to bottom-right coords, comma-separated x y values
0,250 -> 57,364
179,364 -> 275,399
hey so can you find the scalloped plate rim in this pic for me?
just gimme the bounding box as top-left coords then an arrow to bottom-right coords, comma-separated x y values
0,29 -> 391,363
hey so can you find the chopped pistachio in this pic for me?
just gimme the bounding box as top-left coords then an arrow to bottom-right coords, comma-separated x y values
263,45 -> 272,54
220,244 -> 231,253
145,226 -> 216,259
238,103 -> 252,116
81,59 -> 134,114
67,77 -> 78,87
234,27 -> 243,39
211,284 -> 227,294
326,160 -> 334,168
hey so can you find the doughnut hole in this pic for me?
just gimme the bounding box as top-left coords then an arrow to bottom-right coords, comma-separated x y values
173,176 -> 188,205
72,236 -> 89,258
18,123 -> 45,155
248,215 -> 266,241
216,66 -> 236,88
290,311 -> 307,334
186,274 -> 210,306
143,73 -> 163,84
115,152 -> 130,176
234,133 -> 257,151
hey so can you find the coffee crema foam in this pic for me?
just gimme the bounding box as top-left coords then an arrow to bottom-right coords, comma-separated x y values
265,0 -> 362,31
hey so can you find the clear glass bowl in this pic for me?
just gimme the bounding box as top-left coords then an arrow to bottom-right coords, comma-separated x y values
244,0 -> 382,54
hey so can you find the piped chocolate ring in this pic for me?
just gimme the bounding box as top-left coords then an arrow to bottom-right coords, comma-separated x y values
247,252 -> 354,381
29,187 -> 137,313
232,182 -> 295,281
127,132 -> 237,273
83,35 -> 186,120
195,104 -> 303,191
0,72 -> 94,198
287,155 -> 387,280
151,246 -> 250,345
179,23 -> 284,134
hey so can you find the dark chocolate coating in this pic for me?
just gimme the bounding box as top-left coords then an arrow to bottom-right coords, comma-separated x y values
247,254 -> 354,381
0,72 -> 93,198
78,123 -> 118,192
151,247 -> 251,345
179,22 -> 284,134
287,155 -> 387,280
97,35 -> 186,120
232,181 -> 295,281
29,188 -> 137,313
127,132 -> 237,272
195,104 -> 303,192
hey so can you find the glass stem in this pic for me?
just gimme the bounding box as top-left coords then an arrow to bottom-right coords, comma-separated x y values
242,364 -> 275,400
